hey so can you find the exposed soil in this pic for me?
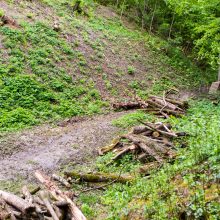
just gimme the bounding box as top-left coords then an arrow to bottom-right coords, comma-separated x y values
0,112 -> 127,181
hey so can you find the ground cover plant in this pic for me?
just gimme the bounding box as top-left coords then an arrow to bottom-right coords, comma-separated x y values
77,100 -> 220,219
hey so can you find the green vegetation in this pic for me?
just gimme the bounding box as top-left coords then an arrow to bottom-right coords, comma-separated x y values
98,0 -> 220,70
0,0 -> 219,219
0,22 -> 106,131
0,0 -> 216,132
112,110 -> 154,128
78,100 -> 220,219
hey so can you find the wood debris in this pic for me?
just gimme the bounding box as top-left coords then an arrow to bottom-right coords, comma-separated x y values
99,121 -> 186,170
0,171 -> 86,220
113,95 -> 188,118
64,171 -> 133,183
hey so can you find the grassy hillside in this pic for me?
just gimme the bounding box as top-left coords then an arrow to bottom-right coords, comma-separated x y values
0,0 -> 214,131
0,1 -> 219,219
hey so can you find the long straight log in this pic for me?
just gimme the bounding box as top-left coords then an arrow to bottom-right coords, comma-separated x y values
132,126 -> 149,134
0,190 -> 35,214
149,96 -> 188,109
64,171 -> 133,183
151,97 -> 180,111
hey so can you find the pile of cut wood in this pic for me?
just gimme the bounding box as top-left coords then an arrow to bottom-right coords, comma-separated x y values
0,171 -> 86,220
113,95 -> 188,118
99,121 -> 186,165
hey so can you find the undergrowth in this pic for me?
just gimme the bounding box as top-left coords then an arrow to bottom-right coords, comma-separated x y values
78,100 -> 220,219
0,0 -> 215,132
0,22 -> 107,131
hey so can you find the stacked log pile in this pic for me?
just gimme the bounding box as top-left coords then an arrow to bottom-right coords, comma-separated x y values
99,121 -> 186,166
0,171 -> 86,220
113,95 -> 188,118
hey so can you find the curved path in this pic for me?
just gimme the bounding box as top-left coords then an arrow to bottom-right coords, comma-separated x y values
0,112 -> 125,181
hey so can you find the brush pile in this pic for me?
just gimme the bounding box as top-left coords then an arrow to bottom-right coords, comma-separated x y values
99,121 -> 186,165
113,95 -> 188,118
0,171 -> 86,220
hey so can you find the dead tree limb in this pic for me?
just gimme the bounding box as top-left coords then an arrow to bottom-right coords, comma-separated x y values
64,171 -> 133,183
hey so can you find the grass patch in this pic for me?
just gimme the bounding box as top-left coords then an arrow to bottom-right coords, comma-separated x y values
112,110 -> 155,128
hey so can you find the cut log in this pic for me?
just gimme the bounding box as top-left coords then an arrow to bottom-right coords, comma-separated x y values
150,97 -> 183,111
35,171 -> 87,220
39,191 -> 59,220
112,101 -> 148,110
152,131 -> 160,138
138,142 -> 163,162
149,96 -> 188,109
22,185 -> 33,204
54,201 -> 69,208
122,134 -> 163,162
53,204 -> 64,220
138,152 -> 147,161
0,190 -> 35,214
64,171 -> 133,183
52,174 -> 71,188
122,133 -> 176,162
98,138 -> 121,155
132,126 -> 149,134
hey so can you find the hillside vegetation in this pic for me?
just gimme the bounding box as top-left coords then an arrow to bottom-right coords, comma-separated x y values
0,0 -> 215,131
0,1 -> 219,220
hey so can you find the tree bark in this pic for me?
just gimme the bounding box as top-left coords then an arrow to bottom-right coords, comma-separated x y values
35,171 -> 87,220
64,171 -> 133,183
0,190 -> 35,214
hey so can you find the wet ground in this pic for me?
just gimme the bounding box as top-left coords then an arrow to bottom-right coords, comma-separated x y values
0,112 -> 126,181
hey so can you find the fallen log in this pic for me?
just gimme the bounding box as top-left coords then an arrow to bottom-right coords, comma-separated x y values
112,101 -> 148,110
151,97 -> 181,111
0,190 -> 35,214
149,96 -> 188,109
64,171 -> 133,183
139,162 -> 160,174
109,144 -> 137,163
122,134 -> 176,162
98,138 -> 121,155
132,126 -> 149,134
52,174 -> 71,188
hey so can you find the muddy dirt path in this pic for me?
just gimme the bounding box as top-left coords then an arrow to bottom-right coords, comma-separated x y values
0,112 -> 126,181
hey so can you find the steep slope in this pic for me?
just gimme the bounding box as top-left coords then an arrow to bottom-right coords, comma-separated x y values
0,0 -> 209,131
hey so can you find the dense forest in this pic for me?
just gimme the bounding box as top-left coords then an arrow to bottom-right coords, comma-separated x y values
0,0 -> 219,219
